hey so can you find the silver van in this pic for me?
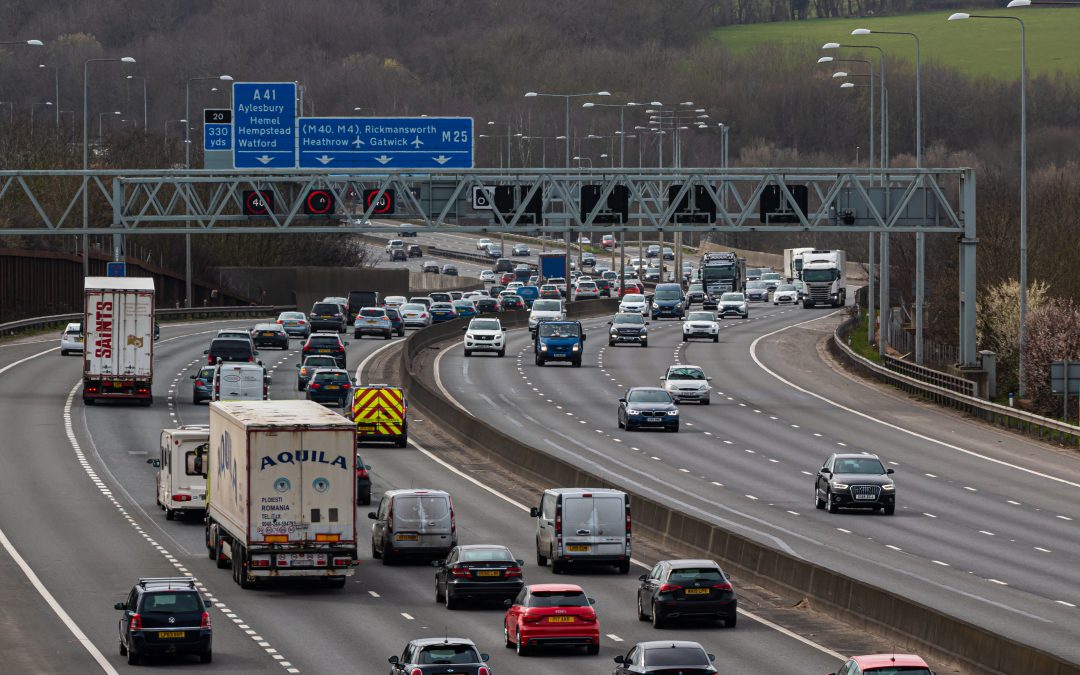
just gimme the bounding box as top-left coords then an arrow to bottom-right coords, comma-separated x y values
369,489 -> 457,564
531,488 -> 631,574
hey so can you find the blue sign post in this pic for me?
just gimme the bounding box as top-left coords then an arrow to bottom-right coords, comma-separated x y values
298,117 -> 473,169
232,82 -> 297,169
204,122 -> 232,152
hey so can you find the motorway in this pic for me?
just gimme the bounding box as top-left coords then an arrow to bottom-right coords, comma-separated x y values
0,315 -> 844,672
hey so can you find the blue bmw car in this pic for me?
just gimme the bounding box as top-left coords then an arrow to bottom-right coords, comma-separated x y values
618,387 -> 679,432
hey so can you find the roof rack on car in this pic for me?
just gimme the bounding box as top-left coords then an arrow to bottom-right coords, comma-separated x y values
138,577 -> 196,588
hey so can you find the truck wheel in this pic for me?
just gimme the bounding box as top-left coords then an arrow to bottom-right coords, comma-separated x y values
215,536 -> 229,569
206,523 -> 216,559
237,544 -> 255,589
165,508 -> 175,521
327,577 -> 346,589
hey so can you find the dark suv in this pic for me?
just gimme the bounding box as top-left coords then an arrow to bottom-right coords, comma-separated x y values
203,338 -> 257,366
308,302 -> 347,333
815,453 -> 896,515
115,577 -> 211,665
302,333 -> 348,369
305,368 -> 353,408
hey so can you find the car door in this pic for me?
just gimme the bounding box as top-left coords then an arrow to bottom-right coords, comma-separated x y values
507,587 -> 527,634
373,496 -> 390,550
817,456 -> 835,498
119,588 -> 137,646
438,547 -> 456,595
640,563 -> 664,609
536,493 -> 555,554
616,645 -> 638,674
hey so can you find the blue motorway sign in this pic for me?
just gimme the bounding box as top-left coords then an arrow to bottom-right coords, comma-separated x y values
106,262 -> 126,277
298,117 -> 473,169
204,122 -> 232,152
232,82 -> 297,169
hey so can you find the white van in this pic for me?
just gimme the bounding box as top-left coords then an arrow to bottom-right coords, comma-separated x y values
148,426 -> 209,520
212,362 -> 268,401
532,488 -> 631,574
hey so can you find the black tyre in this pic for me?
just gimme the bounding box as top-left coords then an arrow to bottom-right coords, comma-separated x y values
713,335 -> 719,343
504,624 -> 514,648
516,629 -> 529,656
435,580 -> 445,603
84,397 -> 95,405
215,536 -> 228,569
119,641 -> 127,656
165,508 -> 174,521
535,356 -> 544,366
668,424 -> 679,433
884,505 -> 896,515
724,614 -> 737,628
825,490 -> 836,514
127,648 -> 139,665
396,434 -> 408,448
682,335 -> 688,342
702,397 -> 710,405
640,340 -> 647,348
586,644 -> 600,655
445,589 -> 458,610
617,560 -> 630,574
815,488 -> 826,510
371,538 -> 382,559
651,602 -> 665,628
608,340 -> 615,347
497,349 -> 505,357
354,332 -> 361,340
61,349 -> 68,356
200,650 -> 213,664
536,548 -> 548,567
637,595 -> 648,621
572,359 -> 582,368
464,349 -> 472,357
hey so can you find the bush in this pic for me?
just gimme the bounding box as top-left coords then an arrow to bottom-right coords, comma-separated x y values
1022,297 -> 1080,419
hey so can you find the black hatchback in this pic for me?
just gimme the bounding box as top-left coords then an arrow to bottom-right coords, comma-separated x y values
434,544 -> 525,608
250,323 -> 289,349
389,637 -> 491,675
301,333 -> 348,369
115,577 -> 212,665
637,559 -> 737,628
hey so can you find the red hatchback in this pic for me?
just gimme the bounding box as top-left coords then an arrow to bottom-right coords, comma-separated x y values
830,654 -> 935,675
504,583 -> 599,656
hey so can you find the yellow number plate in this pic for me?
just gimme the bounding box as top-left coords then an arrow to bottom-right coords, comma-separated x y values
566,544 -> 590,552
395,533 -> 418,541
547,616 -> 574,623
326,385 -> 340,389
158,631 -> 186,639
684,588 -> 710,595
477,570 -> 500,577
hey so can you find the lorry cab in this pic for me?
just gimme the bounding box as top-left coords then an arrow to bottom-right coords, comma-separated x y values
149,426 -> 209,520
532,488 -> 631,574
212,362 -> 268,401
534,320 -> 585,367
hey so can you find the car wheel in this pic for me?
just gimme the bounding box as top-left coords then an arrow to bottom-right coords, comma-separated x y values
713,335 -> 719,343
371,538 -> 382,559
354,332 -> 361,339
702,397 -> 710,405
825,490 -> 836,514
435,580 -> 445,603
723,614 -> 737,628
200,650 -> 213,664
651,602 -> 665,628
637,594 -> 649,621
445,589 -> 458,610
608,339 -> 615,347
586,643 -> 600,655
535,355 -> 544,366
165,507 -> 174,521
618,560 -> 630,574
774,302 -> 779,305
516,628 -> 529,656
640,340 -> 647,348
119,640 -> 127,656
617,415 -> 624,429
497,348 -> 505,357
127,647 -> 139,665
381,541 -> 394,565
884,505 -> 896,515
536,546 -> 547,567
61,349 -> 68,356
464,349 -> 472,357
668,424 -> 679,433
682,335 -> 688,342
815,487 -> 826,510
504,624 -> 514,648
396,435 -> 408,448
384,331 -> 392,340
572,359 -> 581,368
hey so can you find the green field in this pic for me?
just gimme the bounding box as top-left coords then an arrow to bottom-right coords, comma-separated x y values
712,9 -> 1080,79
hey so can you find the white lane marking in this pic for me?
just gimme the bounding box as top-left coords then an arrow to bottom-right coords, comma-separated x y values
401,612 -> 415,620
750,313 -> 1080,490
1057,601 -> 1077,607
404,439 -> 843,661
432,338 -> 472,416
963,486 -> 977,492
0,345 -> 59,376
923,513 -> 937,518
885,545 -> 902,551
932,560 -> 950,566
745,495 -> 759,500
926,473 -> 937,479
1057,515 -> 1073,521
606,633 -> 624,642
978,530 -> 995,536
711,482 -> 724,486
836,528 -> 851,534
1007,500 -> 1021,505
786,510 -> 800,516
1034,547 -> 1052,553
988,579 -> 1008,586
368,590 -> 381,598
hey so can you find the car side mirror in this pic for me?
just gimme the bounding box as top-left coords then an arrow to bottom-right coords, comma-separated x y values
480,653 -> 490,662
588,597 -> 596,605
822,469 -> 832,476
618,397 -> 626,403
516,559 -> 524,566
708,653 -> 716,661
503,598 -> 513,607
146,458 -> 161,468
581,334 -> 587,341
342,342 -> 350,346
254,351 -> 260,356
367,512 -> 378,519
189,374 -> 196,379
529,507 -> 540,518
203,350 -> 209,355
388,655 -> 398,664
432,559 -> 445,568
638,574 -> 648,581
886,468 -> 895,474
614,655 -> 625,664
114,602 -> 126,610
707,376 -> 714,380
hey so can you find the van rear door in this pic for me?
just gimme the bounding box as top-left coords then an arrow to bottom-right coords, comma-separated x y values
393,494 -> 452,549
561,494 -> 626,557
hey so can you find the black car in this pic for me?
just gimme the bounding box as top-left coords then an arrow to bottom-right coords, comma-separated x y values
636,559 -> 737,628
512,243 -> 530,256
594,277 -> 612,298
618,387 -> 679,432
434,545 -> 525,608
190,365 -> 216,404
203,338 -> 257,366
391,248 -> 408,261
608,312 -> 649,347
442,264 -> 459,276
115,577 -> 212,665
305,368 -> 353,408
308,301 -> 347,333
422,261 -> 440,273
581,253 -> 596,267
356,450 -> 372,506
815,453 -> 896,515
385,307 -> 406,336
685,284 -> 706,307
296,355 -> 339,391
301,333 -> 348,369
407,244 -> 422,258
250,323 -> 289,350
476,297 -> 501,314
389,637 -> 491,675
614,640 -> 718,674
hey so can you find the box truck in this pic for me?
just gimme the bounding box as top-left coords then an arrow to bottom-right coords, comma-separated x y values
801,250 -> 847,308
539,251 -> 569,281
204,400 -> 357,589
783,247 -> 816,282
82,277 -> 155,405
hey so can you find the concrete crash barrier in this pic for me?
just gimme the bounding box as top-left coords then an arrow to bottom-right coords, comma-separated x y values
400,306 -> 1080,675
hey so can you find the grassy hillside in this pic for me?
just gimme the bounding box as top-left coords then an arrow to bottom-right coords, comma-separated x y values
713,9 -> 1080,79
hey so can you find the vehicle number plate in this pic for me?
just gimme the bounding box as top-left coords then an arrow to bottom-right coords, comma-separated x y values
158,631 -> 186,639
547,616 -> 574,623
566,544 -> 590,552
855,494 -> 875,500
395,533 -> 418,541
477,570 -> 500,577
262,332 -> 275,336
75,336 -> 84,342
318,349 -> 330,353
684,588 -> 710,595
646,417 -> 662,422
326,385 -> 340,390
356,425 -> 376,433
112,381 -> 123,388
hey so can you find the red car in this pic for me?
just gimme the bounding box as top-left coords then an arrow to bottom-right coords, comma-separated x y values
620,282 -> 644,297
830,654 -> 934,675
503,583 -> 599,656
499,272 -> 514,285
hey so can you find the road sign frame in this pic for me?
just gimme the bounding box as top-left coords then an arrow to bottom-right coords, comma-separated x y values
232,82 -> 297,169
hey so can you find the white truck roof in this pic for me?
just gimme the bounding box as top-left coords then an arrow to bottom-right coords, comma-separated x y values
84,276 -> 156,291
211,400 -> 353,429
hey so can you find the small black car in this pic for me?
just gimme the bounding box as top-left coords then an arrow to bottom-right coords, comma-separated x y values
815,453 -> 896,515
296,355 -> 339,391
384,307 -> 406,336
442,264 -> 459,276
250,323 -> 289,350
305,368 -> 353,408
301,333 -> 348,369
203,338 -> 257,366
308,301 -> 347,333
115,577 -> 211,665
434,544 -> 525,608
389,637 -> 491,675
407,244 -> 422,257
637,559 -> 737,628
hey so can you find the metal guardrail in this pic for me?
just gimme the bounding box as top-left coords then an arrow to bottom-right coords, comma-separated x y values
834,319 -> 1080,447
0,305 -> 296,338
882,354 -> 976,397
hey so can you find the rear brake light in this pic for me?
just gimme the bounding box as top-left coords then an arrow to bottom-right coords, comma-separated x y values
478,667 -> 491,675
248,356 -> 255,363
275,319 -> 282,324
451,567 -> 469,578
411,669 -> 423,675
171,494 -> 192,502
195,379 -> 205,386
200,611 -> 211,629
309,383 -> 321,390
356,468 -> 369,479
712,581 -> 734,591
555,513 -> 561,535
659,583 -> 683,593
522,612 -> 543,624
250,558 -> 271,568
129,613 -> 143,630
332,557 -> 350,566
342,383 -> 351,389
505,566 -> 522,578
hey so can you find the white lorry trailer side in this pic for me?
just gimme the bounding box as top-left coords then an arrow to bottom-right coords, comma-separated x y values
801,250 -> 847,308
783,247 -> 816,282
82,277 -> 155,405
205,400 -> 357,589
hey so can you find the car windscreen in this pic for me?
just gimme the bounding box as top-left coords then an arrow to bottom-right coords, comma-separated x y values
312,303 -> 340,314
627,389 -> 672,403
393,495 -> 450,525
142,592 -> 200,613
668,368 -> 705,380
654,289 -> 681,301
416,645 -> 481,665
460,547 -> 514,562
644,647 -> 710,667
528,591 -> 589,608
312,371 -> 349,383
860,669 -> 933,675
622,294 -> 645,303
834,458 -> 886,474
307,337 -> 341,347
687,313 -> 715,322
721,293 -> 745,302
469,320 -> 501,331
538,324 -> 580,338
613,314 -> 644,324
532,300 -> 561,312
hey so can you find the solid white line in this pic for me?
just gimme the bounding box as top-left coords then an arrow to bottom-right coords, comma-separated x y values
353,336 -> 405,385
432,338 -> 473,416
749,313 -> 1080,489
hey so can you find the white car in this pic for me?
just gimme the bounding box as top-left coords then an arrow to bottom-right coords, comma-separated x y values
464,317 -> 506,357
660,364 -> 712,404
385,239 -> 404,255
682,310 -> 720,343
476,237 -> 493,251
773,284 -> 800,305
462,291 -> 484,301
60,322 -> 84,355
479,270 -> 496,283
383,295 -> 407,309
528,299 -> 565,332
717,292 -> 749,319
619,293 -> 649,315
578,235 -> 591,245
505,281 -> 523,292
574,281 -> 600,300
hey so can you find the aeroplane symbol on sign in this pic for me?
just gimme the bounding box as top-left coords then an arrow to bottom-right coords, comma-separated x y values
352,135 -> 364,149
411,136 -> 423,149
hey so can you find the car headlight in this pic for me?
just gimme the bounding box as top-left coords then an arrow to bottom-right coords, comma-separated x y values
652,302 -> 659,309
572,343 -> 580,351
830,481 -> 849,490
540,344 -> 548,351
626,409 -> 641,415
881,484 -> 895,491
610,328 -> 618,335
666,410 -> 679,416
698,383 -> 709,390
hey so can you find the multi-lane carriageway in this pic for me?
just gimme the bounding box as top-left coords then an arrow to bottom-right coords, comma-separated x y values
0,231 -> 1077,673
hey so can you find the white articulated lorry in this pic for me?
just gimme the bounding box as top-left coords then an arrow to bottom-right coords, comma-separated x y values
783,247 -> 816,282
801,249 -> 847,308
82,277 -> 155,405
205,400 -> 357,589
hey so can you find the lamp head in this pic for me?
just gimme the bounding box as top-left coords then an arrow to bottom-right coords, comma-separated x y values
840,82 -> 856,89
817,56 -> 834,64
822,42 -> 840,50
650,101 -> 662,106
524,92 -> 537,97
1006,0 -> 1031,7
121,57 -> 136,63
582,102 -> 595,108
596,91 -> 611,96
556,135 -> 567,139
832,71 -> 849,78
948,12 -> 970,20
851,28 -> 871,35
27,39 -> 44,46
219,74 -> 234,81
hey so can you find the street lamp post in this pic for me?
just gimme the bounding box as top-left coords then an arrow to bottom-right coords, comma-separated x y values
31,101 -> 53,134
126,75 -> 148,131
487,121 -> 513,168
951,6 -> 1028,393
98,110 -> 120,137
83,55 -> 136,274
524,90 -> 610,167
39,63 -> 60,128
582,101 -> 649,167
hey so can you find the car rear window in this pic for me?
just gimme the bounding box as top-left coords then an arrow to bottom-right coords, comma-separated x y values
644,647 -> 710,667
303,357 -> 337,368
401,304 -> 425,312
417,645 -> 481,665
313,303 -> 340,313
528,591 -> 588,607
359,309 -> 385,318
142,592 -> 201,613
308,337 -> 341,348
313,371 -> 349,383
460,547 -> 514,562
668,566 -> 725,582
210,340 -> 252,355
532,300 -> 561,312
394,495 -> 450,524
